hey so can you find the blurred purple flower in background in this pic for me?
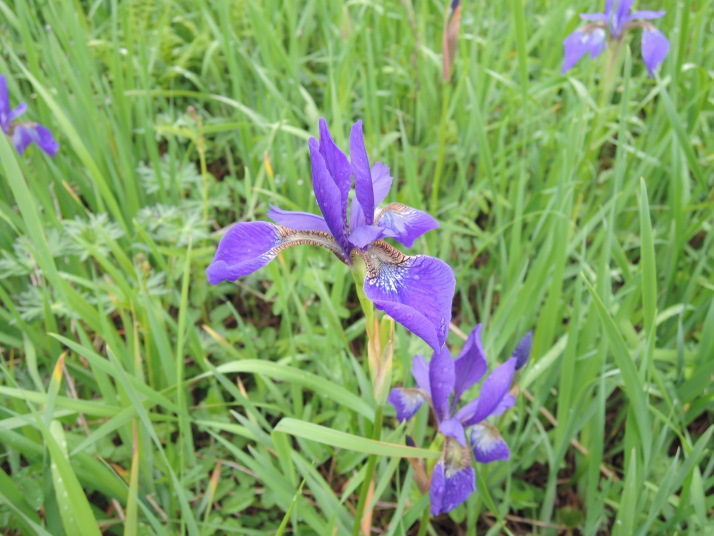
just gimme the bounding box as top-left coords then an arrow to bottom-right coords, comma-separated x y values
207,119 -> 455,353
562,0 -> 669,77
388,324 -> 532,515
0,75 -> 58,156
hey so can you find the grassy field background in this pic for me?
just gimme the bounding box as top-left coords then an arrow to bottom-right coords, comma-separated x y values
0,0 -> 712,534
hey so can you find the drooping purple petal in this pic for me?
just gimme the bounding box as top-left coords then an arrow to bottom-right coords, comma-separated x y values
375,203 -> 439,248
429,441 -> 476,515
471,424 -> 510,464
440,417 -> 467,446
11,123 -> 59,157
317,118 -> 351,216
429,347 -> 455,423
347,224 -> 385,249
359,242 -> 455,353
371,162 -> 393,206
411,354 -> 431,396
388,388 -> 426,422
629,10 -> 666,20
309,138 -> 349,251
641,27 -> 669,78
206,222 -> 344,285
512,330 -> 533,371
457,358 -> 517,426
453,324 -> 488,404
350,121 -> 375,226
267,205 -> 331,234
562,28 -> 607,73
0,75 -> 10,131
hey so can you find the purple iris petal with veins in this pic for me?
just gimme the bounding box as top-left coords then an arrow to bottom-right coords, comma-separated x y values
0,75 -> 58,156
207,118 -> 454,353
562,0 -> 669,77
388,324 -> 532,515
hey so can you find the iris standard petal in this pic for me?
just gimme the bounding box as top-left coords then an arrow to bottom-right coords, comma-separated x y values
641,27 -> 669,78
388,388 -> 426,422
309,138 -> 349,251
206,222 -> 345,284
317,118 -> 351,214
359,241 -> 455,353
0,75 -> 10,131
429,346 -> 455,423
347,224 -> 386,249
375,203 -> 439,248
471,424 -> 511,463
613,0 -> 636,35
513,330 -> 533,371
10,102 -> 27,122
562,28 -> 607,73
629,10 -> 666,20
350,121 -> 375,226
430,440 -> 476,515
267,205 -> 331,234
11,123 -> 59,157
371,162 -> 393,206
458,358 -> 517,426
453,323 -> 488,403
411,354 -> 431,396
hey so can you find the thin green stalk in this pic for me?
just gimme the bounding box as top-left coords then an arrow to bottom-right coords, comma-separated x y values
351,404 -> 384,536
416,503 -> 431,536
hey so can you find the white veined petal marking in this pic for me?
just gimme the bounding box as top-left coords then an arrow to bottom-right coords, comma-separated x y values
356,240 -> 411,294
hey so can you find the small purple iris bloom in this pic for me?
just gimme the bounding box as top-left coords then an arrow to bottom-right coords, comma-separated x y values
207,119 -> 455,352
388,324 -> 532,515
562,0 -> 669,77
0,75 -> 59,157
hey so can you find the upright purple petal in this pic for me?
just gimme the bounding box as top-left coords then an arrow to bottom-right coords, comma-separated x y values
471,424 -> 510,464
317,118 -> 351,217
429,440 -> 476,515
490,393 -> 516,417
429,347 -> 455,423
0,75 -> 10,131
359,242 -> 455,353
613,0 -> 636,36
453,324 -> 488,404
562,28 -> 607,73
388,388 -> 426,422
206,222 -> 344,284
457,358 -> 517,426
11,123 -> 59,157
309,138 -> 349,251
371,162 -> 393,206
375,203 -> 439,248
411,354 -> 431,396
629,10 -> 666,20
347,224 -> 385,249
350,121 -> 375,225
641,27 -> 669,78
604,0 -> 614,16
512,330 -> 533,371
267,205 -> 331,234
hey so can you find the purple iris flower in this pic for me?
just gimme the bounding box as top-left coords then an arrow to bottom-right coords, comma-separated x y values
0,75 -> 59,157
207,119 -> 455,353
562,0 -> 669,77
388,324 -> 532,515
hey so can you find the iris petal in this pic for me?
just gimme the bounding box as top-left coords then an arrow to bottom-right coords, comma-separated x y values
309,138 -> 349,251
350,121 -> 375,225
440,417 -> 467,446
562,28 -> 607,73
267,205 -> 331,234
206,222 -> 345,285
387,388 -> 426,422
411,354 -> 431,396
317,118 -> 351,221
641,27 -> 669,78
429,347 -> 455,423
371,162 -> 393,206
348,224 -> 386,249
375,203 -> 439,248
453,324 -> 488,404
458,358 -> 517,426
471,424 -> 510,463
429,443 -> 476,515
359,241 -> 455,353
0,75 -> 10,131
512,330 -> 533,371
11,123 -> 59,157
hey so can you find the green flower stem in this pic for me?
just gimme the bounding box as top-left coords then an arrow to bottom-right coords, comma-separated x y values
416,503 -> 431,536
351,404 -> 384,536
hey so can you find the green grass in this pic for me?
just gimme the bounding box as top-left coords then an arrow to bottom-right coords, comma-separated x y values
1,0 -> 713,534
